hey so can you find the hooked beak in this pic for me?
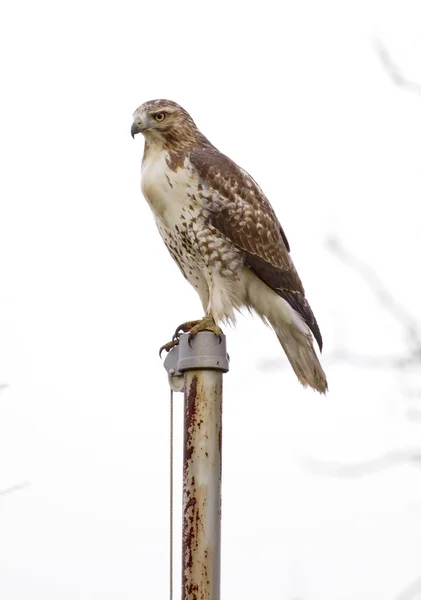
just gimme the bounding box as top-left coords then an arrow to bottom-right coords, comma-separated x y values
131,121 -> 142,139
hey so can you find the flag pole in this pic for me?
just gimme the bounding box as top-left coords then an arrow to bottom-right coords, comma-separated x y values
164,331 -> 229,600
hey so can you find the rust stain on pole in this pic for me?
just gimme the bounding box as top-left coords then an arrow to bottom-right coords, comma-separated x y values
182,369 -> 223,600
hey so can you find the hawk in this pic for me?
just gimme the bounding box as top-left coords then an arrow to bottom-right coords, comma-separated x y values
131,100 -> 327,393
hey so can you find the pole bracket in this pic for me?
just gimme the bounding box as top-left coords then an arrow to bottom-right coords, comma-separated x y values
163,332 -> 229,393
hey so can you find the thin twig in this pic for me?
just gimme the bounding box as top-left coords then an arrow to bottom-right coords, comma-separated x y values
326,236 -> 421,348
0,481 -> 30,496
258,348 -> 413,372
304,449 -> 421,478
374,38 -> 421,96
394,574 -> 421,600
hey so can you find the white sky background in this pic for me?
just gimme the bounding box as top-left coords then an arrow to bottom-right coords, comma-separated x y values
1,0 -> 421,598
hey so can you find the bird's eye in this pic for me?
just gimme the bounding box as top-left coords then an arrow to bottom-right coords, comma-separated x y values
154,112 -> 166,122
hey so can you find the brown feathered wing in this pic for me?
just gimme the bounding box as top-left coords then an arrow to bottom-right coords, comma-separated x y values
190,145 -> 323,352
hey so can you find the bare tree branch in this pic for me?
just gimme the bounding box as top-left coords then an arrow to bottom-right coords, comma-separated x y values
258,237 -> 421,373
0,481 -> 30,496
395,574 -> 421,600
258,349 -> 412,372
294,238 -> 421,478
374,38 -> 421,96
326,236 -> 421,349
317,348 -> 410,369
407,407 -> 421,422
304,449 -> 421,478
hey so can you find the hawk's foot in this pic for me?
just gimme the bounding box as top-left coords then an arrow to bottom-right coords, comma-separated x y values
172,320 -> 202,340
186,315 -> 223,345
160,316 -> 223,358
173,315 -> 223,342
158,338 -> 179,358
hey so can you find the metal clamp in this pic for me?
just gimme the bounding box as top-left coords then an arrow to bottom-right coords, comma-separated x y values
163,332 -> 229,393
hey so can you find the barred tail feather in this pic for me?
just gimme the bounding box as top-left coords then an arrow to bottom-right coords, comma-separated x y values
275,328 -> 328,394
241,270 -> 328,393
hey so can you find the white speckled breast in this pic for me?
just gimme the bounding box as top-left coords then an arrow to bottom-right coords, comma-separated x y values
140,145 -> 244,317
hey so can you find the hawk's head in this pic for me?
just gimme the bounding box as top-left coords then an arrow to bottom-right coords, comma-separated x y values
131,99 -> 201,148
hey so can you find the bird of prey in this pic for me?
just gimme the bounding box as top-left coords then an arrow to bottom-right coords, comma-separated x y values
131,99 -> 327,393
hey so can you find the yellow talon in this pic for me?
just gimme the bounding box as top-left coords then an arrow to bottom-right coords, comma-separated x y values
160,315 -> 223,358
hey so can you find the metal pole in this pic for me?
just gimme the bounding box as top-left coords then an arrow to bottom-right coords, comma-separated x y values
163,331 -> 229,600
182,366 -> 222,600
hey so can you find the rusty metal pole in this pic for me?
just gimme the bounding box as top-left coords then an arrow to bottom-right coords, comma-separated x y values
164,331 -> 229,600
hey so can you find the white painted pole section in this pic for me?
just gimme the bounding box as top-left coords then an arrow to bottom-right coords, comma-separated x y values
182,368 -> 222,600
